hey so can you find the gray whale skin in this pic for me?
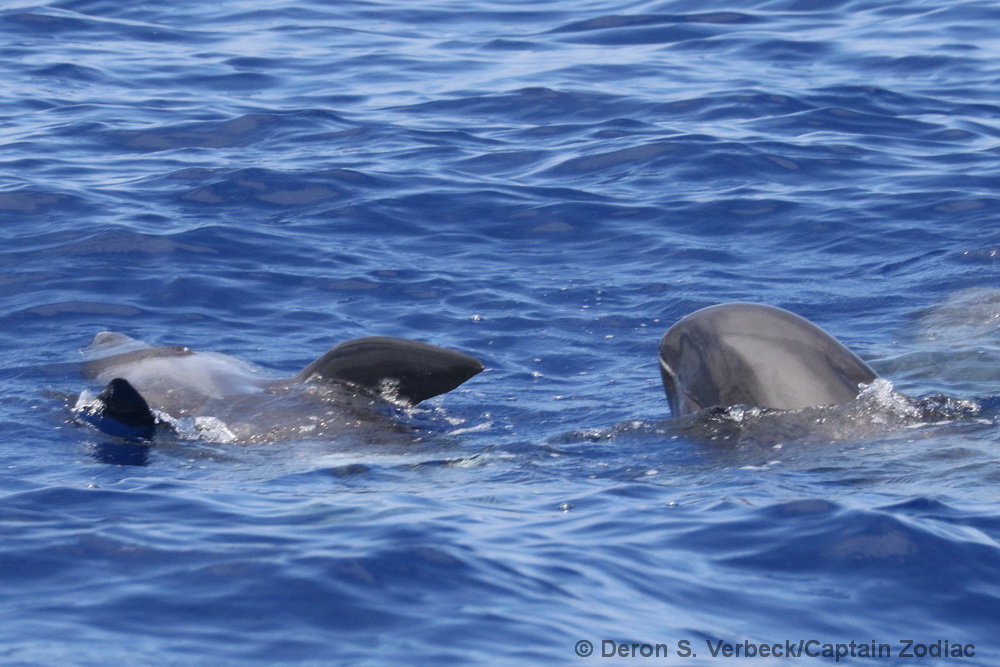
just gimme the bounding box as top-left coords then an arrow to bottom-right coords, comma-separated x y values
659,303 -> 878,417
76,332 -> 484,442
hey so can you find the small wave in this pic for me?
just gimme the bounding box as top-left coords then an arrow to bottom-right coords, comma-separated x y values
606,379 -> 987,449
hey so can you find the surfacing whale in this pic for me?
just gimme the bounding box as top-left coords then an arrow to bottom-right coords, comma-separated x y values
75,332 -> 484,443
659,303 -> 879,417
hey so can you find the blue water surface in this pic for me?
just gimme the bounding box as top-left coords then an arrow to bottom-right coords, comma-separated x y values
3,0 -> 1000,663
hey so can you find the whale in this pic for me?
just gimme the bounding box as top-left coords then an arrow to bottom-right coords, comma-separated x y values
658,303 -> 879,417
75,332 -> 484,443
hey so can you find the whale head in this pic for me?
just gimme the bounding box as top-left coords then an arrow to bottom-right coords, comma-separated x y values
659,303 -> 878,417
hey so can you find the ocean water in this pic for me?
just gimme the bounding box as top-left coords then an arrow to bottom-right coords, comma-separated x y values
3,0 -> 1000,663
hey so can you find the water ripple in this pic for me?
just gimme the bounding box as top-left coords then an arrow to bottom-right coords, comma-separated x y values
3,0 -> 1000,662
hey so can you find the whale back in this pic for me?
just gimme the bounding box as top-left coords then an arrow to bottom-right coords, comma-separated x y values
76,333 -> 484,443
659,303 -> 878,417
83,342 -> 268,415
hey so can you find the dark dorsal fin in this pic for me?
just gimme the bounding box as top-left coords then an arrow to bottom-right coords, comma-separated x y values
86,378 -> 158,440
99,378 -> 157,428
296,337 -> 484,406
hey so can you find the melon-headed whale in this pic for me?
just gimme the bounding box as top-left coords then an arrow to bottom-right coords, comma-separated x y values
75,332 -> 484,443
659,303 -> 879,417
